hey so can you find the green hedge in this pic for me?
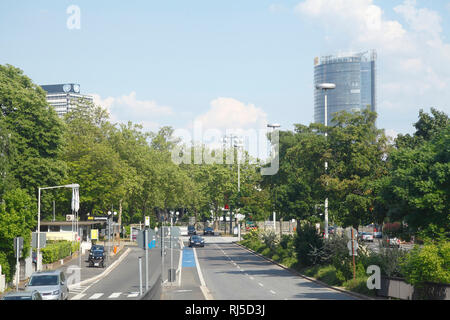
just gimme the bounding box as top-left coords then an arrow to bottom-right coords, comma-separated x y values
40,241 -> 77,264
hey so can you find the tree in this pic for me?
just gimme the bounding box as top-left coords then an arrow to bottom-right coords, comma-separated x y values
0,188 -> 36,282
0,64 -> 67,198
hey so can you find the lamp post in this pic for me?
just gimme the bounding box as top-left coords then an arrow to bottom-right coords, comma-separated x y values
233,137 -> 244,236
37,184 -> 79,271
267,124 -> 281,232
316,83 -> 336,239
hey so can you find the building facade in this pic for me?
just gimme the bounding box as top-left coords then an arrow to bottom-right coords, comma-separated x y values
40,83 -> 93,117
314,50 -> 377,125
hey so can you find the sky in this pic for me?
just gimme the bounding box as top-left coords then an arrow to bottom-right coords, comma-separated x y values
1,0 -> 449,148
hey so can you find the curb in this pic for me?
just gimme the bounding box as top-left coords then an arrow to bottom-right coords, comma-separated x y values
234,242 -> 378,301
68,247 -> 131,289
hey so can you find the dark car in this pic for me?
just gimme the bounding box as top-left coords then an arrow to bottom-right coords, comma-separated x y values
88,245 -> 106,268
203,227 -> 214,236
187,225 -> 196,236
189,235 -> 204,247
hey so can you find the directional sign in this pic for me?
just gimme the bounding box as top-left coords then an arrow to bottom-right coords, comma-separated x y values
14,237 -> 24,258
148,239 -> 156,249
347,239 -> 359,256
32,232 -> 46,249
137,229 -> 157,250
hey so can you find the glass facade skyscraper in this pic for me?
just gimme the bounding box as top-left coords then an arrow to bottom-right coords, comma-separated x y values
314,51 -> 377,125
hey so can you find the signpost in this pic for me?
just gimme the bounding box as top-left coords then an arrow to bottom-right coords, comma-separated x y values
14,237 -> 24,291
346,228 -> 358,280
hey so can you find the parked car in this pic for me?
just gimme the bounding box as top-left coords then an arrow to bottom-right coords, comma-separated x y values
245,222 -> 258,231
359,232 -> 374,242
189,235 -> 204,247
187,225 -> 196,235
2,290 -> 43,300
203,227 -> 214,236
89,246 -> 106,268
386,237 -> 400,248
25,270 -> 69,300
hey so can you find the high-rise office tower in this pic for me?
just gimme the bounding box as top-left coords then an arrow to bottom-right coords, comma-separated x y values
40,83 -> 93,117
314,50 -> 377,125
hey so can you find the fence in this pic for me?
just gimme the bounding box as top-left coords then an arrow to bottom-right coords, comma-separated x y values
377,276 -> 450,300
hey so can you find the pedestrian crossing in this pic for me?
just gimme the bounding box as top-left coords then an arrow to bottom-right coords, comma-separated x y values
70,291 -> 141,300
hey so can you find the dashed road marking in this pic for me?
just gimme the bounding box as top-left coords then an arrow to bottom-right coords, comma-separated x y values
108,292 -> 121,299
88,293 -> 104,300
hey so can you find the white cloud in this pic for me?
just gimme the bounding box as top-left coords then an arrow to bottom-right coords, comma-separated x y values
91,92 -> 173,132
193,97 -> 268,131
295,0 -> 450,132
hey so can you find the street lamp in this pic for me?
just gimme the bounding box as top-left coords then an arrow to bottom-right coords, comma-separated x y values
37,184 -> 79,271
316,83 -> 336,239
267,124 -> 281,232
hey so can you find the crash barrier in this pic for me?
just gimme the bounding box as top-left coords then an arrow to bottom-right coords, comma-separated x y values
376,276 -> 450,300
140,274 -> 162,300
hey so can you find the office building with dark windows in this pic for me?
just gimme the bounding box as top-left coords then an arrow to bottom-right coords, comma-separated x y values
314,50 -> 377,125
40,83 -> 93,117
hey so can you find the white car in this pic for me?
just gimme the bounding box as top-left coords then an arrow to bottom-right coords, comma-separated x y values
360,232 -> 374,242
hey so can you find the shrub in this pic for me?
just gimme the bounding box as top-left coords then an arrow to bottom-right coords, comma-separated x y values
343,277 -> 375,296
281,257 -> 297,268
261,247 -> 272,257
294,222 -> 323,267
400,240 -> 450,286
41,241 -> 74,264
315,265 -> 341,286
0,251 -> 12,283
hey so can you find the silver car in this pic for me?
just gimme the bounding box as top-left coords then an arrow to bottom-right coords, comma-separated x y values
25,270 -> 69,300
2,290 -> 43,300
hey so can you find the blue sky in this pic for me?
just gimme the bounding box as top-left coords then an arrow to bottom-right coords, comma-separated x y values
1,0 -> 449,142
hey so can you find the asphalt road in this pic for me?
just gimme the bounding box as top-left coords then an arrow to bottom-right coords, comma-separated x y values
68,246 -> 164,300
161,236 -> 356,300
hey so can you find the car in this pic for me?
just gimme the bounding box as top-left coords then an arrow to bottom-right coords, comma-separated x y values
1,290 -> 43,300
189,235 -> 204,247
89,245 -> 106,268
203,227 -> 214,236
386,237 -> 400,248
25,270 -> 69,300
359,232 -> 374,242
187,225 -> 196,236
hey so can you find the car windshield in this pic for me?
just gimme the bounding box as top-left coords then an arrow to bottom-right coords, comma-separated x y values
192,236 -> 202,241
29,275 -> 59,286
3,295 -> 33,300
91,245 -> 103,251
92,250 -> 103,255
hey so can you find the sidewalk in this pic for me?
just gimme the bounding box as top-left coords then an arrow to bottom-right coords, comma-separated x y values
0,243 -> 130,298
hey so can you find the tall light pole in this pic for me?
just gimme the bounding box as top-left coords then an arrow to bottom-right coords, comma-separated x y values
37,184 -> 79,271
233,137 -> 244,236
267,124 -> 281,232
316,83 -> 336,239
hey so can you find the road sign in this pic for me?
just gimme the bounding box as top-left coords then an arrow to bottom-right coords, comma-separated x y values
91,229 -> 99,240
137,229 -> 157,249
145,216 -> 150,227
32,232 -> 46,249
14,237 -> 24,258
347,239 -> 359,256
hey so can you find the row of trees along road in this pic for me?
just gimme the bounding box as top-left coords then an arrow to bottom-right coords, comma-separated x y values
0,63 -> 448,282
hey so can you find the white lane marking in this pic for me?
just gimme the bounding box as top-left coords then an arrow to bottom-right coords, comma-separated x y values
258,282 -> 264,287
250,276 -> 255,280
127,292 -> 139,298
108,292 -> 121,299
71,293 -> 86,300
193,247 -> 214,300
270,290 -> 276,295
88,293 -> 104,300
